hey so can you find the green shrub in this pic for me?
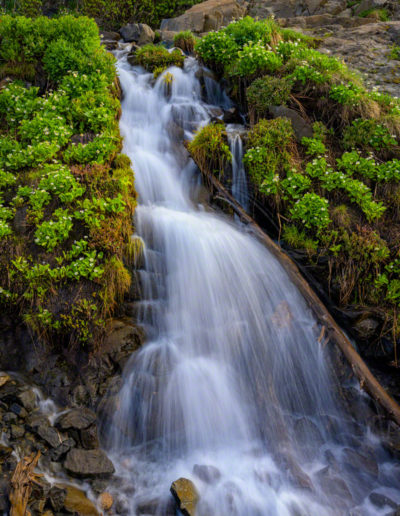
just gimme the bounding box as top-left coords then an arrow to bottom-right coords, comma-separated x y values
229,43 -> 283,78
244,118 -> 295,194
343,118 -> 397,151
247,76 -> 292,118
224,16 -> 280,47
290,193 -> 331,231
195,31 -> 239,69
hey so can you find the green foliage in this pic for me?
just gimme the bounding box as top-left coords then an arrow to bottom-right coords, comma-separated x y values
244,118 -> 295,195
359,7 -> 389,20
282,224 -> 318,254
1,0 -> 203,29
195,31 -> 239,69
290,193 -> 331,230
247,76 -> 292,117
224,16 -> 280,47
343,118 -> 397,151
229,42 -> 283,78
0,15 -> 137,348
174,30 -> 197,54
135,44 -> 185,72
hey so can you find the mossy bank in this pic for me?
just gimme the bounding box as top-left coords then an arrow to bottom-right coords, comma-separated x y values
0,15 -> 140,348
187,16 -> 400,371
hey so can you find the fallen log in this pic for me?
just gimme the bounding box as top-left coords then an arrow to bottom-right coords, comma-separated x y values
10,452 -> 41,516
197,166 -> 400,427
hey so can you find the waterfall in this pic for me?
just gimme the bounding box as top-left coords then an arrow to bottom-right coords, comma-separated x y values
227,125 -> 249,211
103,54 -> 400,515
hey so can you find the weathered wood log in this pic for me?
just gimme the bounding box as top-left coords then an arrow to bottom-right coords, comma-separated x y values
198,166 -> 400,427
10,452 -> 41,516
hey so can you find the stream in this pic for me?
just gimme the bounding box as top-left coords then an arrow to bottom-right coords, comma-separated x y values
103,50 -> 400,515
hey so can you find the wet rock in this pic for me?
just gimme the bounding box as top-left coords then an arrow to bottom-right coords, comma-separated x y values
100,31 -> 121,41
0,374 -> 11,388
193,464 -> 221,484
99,492 -> 113,511
120,23 -> 155,45
170,478 -> 199,516
343,447 -> 379,479
63,485 -> 99,515
3,412 -> 17,423
9,403 -> 27,418
269,106 -> 313,141
80,424 -> 99,450
10,424 -> 25,439
161,0 -> 247,34
30,477 -> 51,513
223,107 -> 242,124
0,478 -> 10,513
57,408 -> 96,431
49,485 -> 67,511
17,388 -> 37,412
37,424 -> 67,449
353,317 -> 379,339
64,449 -> 115,477
294,417 -> 324,447
317,466 -> 353,508
49,437 -> 75,461
369,491 -> 397,509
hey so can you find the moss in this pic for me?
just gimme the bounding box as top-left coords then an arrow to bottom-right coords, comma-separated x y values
246,76 -> 292,123
188,123 -> 232,179
135,45 -> 185,72
359,8 -> 390,21
174,31 -> 197,54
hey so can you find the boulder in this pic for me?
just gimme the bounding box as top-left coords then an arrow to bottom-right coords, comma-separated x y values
170,478 -> 199,516
161,0 -> 248,34
343,447 -> 379,479
64,449 -> 115,477
193,464 -> 221,484
63,485 -> 99,515
0,374 -> 11,388
369,491 -> 397,509
120,23 -> 155,45
57,408 -> 96,431
99,492 -> 113,511
354,0 -> 387,15
269,106 -> 313,141
37,424 -> 67,448
17,388 -> 37,412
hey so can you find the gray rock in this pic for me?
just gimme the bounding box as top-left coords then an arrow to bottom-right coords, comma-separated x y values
37,424 -> 67,449
269,106 -> 313,141
120,23 -> 155,45
161,0 -> 247,34
80,424 -> 99,450
193,464 -> 221,484
49,437 -> 76,461
9,403 -> 27,418
64,449 -> 115,477
354,0 -> 387,15
57,408 -> 96,431
343,447 -> 379,479
18,388 -> 37,412
353,317 -> 379,339
369,492 -> 397,509
10,424 -> 25,439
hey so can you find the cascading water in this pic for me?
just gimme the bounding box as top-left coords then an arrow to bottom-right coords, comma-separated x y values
227,126 -> 249,211
104,52 -> 400,515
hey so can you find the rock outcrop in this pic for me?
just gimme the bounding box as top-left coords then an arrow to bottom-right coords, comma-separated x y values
161,0 -> 248,34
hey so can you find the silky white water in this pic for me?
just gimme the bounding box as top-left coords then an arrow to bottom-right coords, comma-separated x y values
104,53 -> 400,515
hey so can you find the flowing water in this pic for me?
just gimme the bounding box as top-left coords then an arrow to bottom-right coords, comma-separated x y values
104,52 -> 400,515
227,126 -> 249,211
